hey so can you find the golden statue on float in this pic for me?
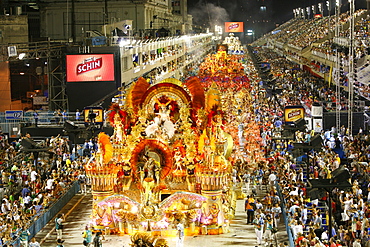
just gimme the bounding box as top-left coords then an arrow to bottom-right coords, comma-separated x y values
85,52 -> 249,239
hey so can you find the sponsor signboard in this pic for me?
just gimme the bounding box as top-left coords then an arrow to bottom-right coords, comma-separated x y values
311,105 -> 323,117
8,46 -> 17,57
66,54 -> 115,82
313,118 -> 323,133
5,110 -> 23,120
83,107 -> 103,123
224,22 -> 244,33
284,105 -> 305,123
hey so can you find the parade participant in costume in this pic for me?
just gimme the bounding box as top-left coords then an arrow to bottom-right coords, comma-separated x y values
146,98 -> 175,139
19,227 -> 30,247
93,231 -> 104,247
253,213 -> 264,245
55,214 -> 65,240
82,225 -> 93,246
264,214 -> 274,244
107,104 -> 129,143
56,239 -> 65,247
176,219 -> 184,247
245,195 -> 256,224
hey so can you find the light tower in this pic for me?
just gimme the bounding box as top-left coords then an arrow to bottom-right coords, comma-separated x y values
347,0 -> 355,136
335,0 -> 341,134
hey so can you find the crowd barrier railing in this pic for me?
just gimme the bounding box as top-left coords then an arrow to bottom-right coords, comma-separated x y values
275,181 -> 295,247
8,181 -> 80,247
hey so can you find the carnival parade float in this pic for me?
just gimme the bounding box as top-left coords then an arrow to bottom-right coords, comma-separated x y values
84,40 -> 256,241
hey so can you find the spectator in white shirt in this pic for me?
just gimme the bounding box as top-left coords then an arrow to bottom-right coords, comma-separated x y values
45,177 -> 54,191
30,169 -> 38,182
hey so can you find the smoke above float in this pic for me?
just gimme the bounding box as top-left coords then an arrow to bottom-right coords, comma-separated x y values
190,2 -> 230,28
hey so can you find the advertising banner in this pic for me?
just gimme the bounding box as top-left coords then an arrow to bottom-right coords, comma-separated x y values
313,119 -> 323,133
284,105 -> 305,123
224,22 -> 244,33
66,54 -> 115,82
5,110 -> 23,120
311,105 -> 323,117
83,107 -> 103,123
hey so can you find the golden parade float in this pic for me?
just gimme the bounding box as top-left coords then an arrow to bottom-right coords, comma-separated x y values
84,46 -> 255,241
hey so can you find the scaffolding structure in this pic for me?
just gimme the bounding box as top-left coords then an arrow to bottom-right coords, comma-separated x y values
1,41 -> 68,111
347,0 -> 355,136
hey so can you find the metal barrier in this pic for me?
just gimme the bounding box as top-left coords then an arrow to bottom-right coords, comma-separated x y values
275,181 -> 295,247
9,181 -> 80,246
0,111 -> 73,138
0,111 -> 105,138
0,121 -> 22,137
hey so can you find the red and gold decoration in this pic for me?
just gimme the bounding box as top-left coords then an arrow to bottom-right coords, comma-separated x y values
85,38 -> 260,238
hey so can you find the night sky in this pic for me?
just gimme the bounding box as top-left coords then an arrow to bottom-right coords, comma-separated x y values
187,0 -> 368,37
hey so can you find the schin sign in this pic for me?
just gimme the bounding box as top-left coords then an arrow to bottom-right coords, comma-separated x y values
77,57 -> 103,75
66,54 -> 115,82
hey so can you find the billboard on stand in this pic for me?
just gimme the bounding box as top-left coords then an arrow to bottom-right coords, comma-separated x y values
66,54 -> 115,82
224,22 -> 244,33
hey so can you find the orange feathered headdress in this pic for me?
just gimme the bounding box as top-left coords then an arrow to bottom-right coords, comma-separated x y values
98,132 -> 113,164
107,103 -> 128,127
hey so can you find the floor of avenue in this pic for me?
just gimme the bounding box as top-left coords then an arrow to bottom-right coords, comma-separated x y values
34,184 -> 289,247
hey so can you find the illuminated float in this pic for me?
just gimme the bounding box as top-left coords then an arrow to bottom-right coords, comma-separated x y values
223,33 -> 245,55
85,46 -> 255,239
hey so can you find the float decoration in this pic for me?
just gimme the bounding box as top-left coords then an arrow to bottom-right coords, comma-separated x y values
86,38 -> 258,236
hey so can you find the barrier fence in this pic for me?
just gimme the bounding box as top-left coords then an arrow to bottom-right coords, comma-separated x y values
275,181 -> 295,247
8,181 -> 80,247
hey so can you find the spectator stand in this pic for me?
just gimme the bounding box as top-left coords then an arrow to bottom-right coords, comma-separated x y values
6,181 -> 80,246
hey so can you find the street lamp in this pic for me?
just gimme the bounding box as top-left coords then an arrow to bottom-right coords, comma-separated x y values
293,8 -> 299,18
326,0 -> 331,15
312,5 -> 316,16
306,6 -> 311,19
247,29 -> 255,42
318,3 -> 323,17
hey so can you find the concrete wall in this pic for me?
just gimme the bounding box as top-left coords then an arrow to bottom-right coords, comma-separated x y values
0,15 -> 29,45
39,0 -> 194,40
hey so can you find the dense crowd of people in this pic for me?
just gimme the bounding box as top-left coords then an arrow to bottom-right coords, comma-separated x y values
0,10 -> 369,245
260,8 -> 369,112
0,132 -> 92,246
236,44 -> 370,247
264,10 -> 367,50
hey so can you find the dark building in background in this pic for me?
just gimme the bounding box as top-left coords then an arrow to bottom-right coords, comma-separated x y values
245,0 -> 273,40
1,0 -> 192,42
0,0 -> 198,111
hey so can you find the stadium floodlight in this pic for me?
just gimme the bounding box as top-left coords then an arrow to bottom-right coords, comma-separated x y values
18,53 -> 26,60
306,6 -> 311,18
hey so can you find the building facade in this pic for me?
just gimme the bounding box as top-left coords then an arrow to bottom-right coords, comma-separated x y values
39,0 -> 192,41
